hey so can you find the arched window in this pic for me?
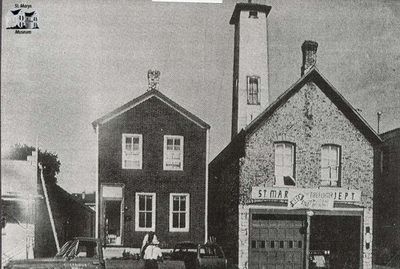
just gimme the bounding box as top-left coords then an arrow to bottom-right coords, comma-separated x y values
321,144 -> 341,186
274,142 -> 295,186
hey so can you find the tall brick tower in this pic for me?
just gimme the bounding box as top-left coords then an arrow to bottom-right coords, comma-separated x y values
230,0 -> 271,139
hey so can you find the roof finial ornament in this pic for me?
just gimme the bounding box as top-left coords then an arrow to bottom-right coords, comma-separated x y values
147,69 -> 160,91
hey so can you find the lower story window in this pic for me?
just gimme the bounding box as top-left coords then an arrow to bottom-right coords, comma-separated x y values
135,193 -> 156,232
169,193 -> 189,232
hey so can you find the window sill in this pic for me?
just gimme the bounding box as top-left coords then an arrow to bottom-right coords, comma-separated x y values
135,227 -> 156,232
272,184 -> 295,188
169,229 -> 189,233
163,168 -> 183,171
104,244 -> 124,248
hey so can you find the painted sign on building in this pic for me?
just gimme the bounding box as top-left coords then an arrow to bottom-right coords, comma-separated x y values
287,188 -> 334,210
251,186 -> 361,204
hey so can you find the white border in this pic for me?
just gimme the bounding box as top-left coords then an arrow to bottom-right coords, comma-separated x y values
135,192 -> 156,232
169,193 -> 190,232
152,0 -> 222,3
163,135 -> 184,171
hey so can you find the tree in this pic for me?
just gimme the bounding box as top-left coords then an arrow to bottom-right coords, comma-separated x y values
5,143 -> 61,185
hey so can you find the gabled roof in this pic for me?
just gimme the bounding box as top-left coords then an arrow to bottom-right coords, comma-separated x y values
229,3 -> 271,25
245,67 -> 382,145
92,89 -> 210,129
210,67 -> 382,170
380,127 -> 400,141
46,184 -> 95,214
11,9 -> 21,15
25,11 -> 35,16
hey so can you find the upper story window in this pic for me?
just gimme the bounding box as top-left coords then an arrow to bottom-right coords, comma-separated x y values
274,142 -> 295,186
135,192 -> 156,232
247,76 -> 260,105
249,10 -> 258,19
169,193 -> 190,232
164,135 -> 184,171
122,134 -> 142,169
321,144 -> 341,187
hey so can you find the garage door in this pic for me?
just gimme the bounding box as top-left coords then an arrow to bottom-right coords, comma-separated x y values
249,214 -> 305,269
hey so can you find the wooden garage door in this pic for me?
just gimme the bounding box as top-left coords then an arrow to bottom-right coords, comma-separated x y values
249,214 -> 305,269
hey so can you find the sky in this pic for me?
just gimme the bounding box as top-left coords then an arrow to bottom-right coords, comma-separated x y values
2,0 -> 400,193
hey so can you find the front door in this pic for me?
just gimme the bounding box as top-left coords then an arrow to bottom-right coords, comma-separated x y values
249,214 -> 305,269
101,184 -> 124,246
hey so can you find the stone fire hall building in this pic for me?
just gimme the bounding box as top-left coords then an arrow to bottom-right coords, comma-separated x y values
208,2 -> 381,269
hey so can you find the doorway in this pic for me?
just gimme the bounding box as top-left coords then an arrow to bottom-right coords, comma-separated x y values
249,214 -> 305,269
104,200 -> 123,245
309,215 -> 361,269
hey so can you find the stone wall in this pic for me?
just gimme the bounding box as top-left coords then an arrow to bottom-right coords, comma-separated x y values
240,82 -> 374,208
238,82 -> 375,268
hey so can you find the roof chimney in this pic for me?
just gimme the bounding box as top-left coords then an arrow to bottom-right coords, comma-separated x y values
301,40 -> 318,76
147,69 -> 160,91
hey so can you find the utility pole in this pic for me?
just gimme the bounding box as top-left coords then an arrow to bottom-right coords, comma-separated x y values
39,163 -> 60,251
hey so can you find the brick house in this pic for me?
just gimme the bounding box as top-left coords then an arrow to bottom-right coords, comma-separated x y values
208,2 -> 381,269
92,71 -> 210,249
374,128 -> 400,264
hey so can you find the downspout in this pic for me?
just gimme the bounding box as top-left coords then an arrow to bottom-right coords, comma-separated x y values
39,163 -> 60,251
95,124 -> 99,238
205,128 -> 210,243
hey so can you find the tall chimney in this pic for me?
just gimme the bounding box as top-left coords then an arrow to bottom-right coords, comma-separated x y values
147,69 -> 160,91
301,40 -> 318,76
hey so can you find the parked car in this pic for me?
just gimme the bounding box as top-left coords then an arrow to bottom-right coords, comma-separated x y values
4,237 -> 185,269
170,241 -> 227,269
4,237 -> 104,269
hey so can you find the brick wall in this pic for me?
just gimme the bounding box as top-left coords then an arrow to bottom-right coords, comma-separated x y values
98,96 -> 207,248
209,158 -> 240,266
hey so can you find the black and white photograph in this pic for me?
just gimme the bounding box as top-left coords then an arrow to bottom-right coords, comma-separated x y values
1,1 -> 400,269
